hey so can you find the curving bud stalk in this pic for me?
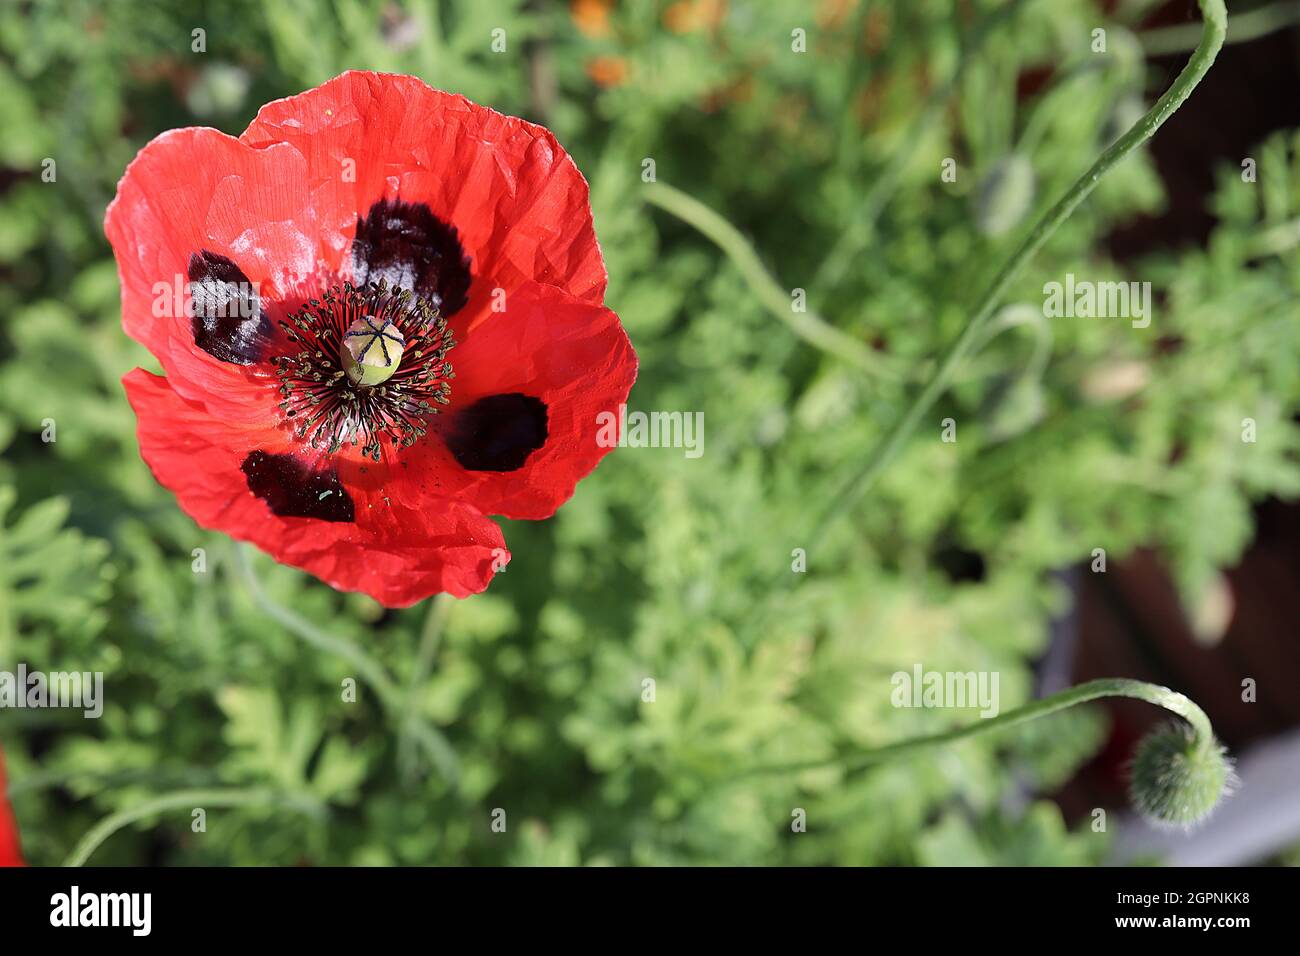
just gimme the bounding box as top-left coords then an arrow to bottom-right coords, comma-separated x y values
739,678 -> 1234,831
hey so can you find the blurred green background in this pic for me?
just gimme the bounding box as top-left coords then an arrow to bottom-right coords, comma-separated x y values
2,0 -> 1299,865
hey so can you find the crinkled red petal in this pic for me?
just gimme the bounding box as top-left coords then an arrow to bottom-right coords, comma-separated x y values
240,70 -> 608,305
124,369 -> 506,606
393,280 -> 637,520
104,127 -> 332,417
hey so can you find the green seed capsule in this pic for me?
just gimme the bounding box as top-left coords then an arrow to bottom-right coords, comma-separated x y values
342,315 -> 405,386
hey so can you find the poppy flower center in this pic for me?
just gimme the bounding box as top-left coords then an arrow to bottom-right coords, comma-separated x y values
272,279 -> 454,461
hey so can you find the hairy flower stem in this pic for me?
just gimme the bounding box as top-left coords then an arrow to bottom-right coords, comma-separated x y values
233,542 -> 399,696
808,0 -> 1227,547
63,787 -> 323,867
643,180 -> 901,380
397,593 -> 451,780
232,543 -> 460,784
739,678 -> 1217,779
1142,0 -> 1299,55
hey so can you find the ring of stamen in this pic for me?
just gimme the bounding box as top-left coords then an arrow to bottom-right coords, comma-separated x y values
272,279 -> 455,461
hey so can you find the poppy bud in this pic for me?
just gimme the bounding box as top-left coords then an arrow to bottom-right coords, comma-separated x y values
342,315 -> 405,386
1129,722 -> 1236,829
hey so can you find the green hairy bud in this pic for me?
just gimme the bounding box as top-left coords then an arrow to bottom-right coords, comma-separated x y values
1129,722 -> 1236,829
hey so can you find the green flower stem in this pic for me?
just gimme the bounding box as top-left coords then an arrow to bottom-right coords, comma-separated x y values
959,303 -> 1053,387
409,593 -> 451,694
643,180 -> 901,380
63,787 -> 323,867
232,543 -> 459,783
5,765 -> 220,799
741,678 -> 1216,779
233,542 -> 399,700
808,0 -> 1226,546
397,593 -> 451,778
1015,52 -> 1138,159
1142,0 -> 1299,56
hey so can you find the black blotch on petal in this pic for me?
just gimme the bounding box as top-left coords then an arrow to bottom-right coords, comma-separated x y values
447,394 -> 548,472
241,450 -> 355,522
188,250 -> 274,365
351,199 -> 471,316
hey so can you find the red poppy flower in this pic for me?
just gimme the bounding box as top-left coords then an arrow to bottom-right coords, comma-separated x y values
0,745 -> 23,867
106,72 -> 637,607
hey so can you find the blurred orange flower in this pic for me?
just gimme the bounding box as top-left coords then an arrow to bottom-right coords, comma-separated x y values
571,0 -> 613,39
587,55 -> 629,87
664,0 -> 726,34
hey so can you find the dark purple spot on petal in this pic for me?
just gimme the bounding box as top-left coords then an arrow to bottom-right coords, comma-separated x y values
188,250 -> 273,365
447,393 -> 547,472
241,450 -> 355,522
351,199 -> 471,316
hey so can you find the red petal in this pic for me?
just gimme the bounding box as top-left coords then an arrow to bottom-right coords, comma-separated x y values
399,280 -> 638,520
240,71 -> 607,304
124,369 -> 506,606
105,127 -> 336,417
0,745 -> 23,867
